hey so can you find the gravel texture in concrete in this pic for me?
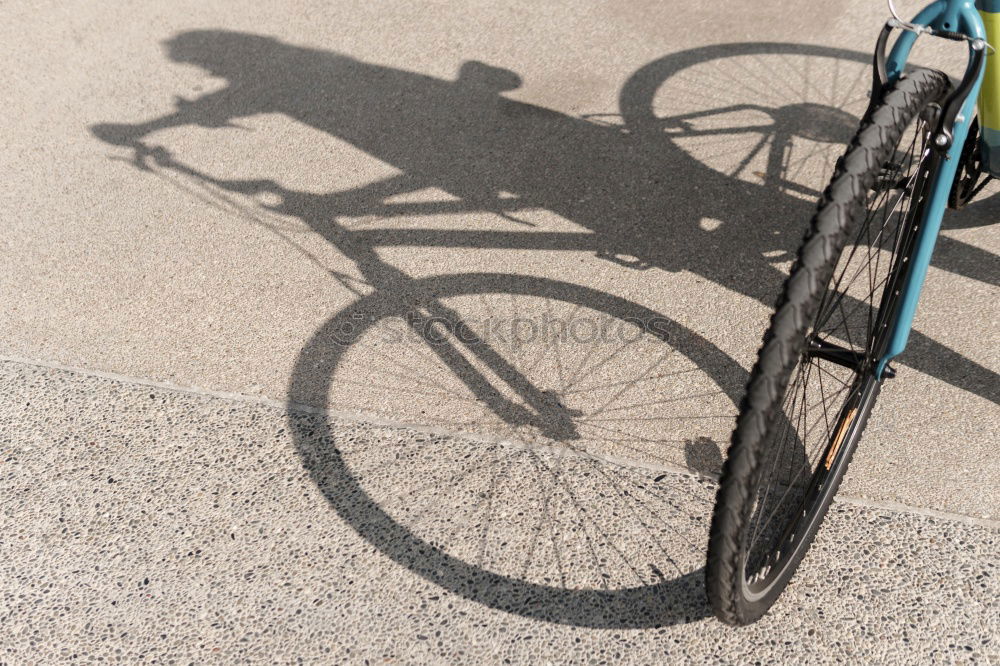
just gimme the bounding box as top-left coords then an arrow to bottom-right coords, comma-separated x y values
2,360 -> 997,663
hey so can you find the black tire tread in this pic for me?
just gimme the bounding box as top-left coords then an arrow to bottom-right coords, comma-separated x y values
705,68 -> 951,626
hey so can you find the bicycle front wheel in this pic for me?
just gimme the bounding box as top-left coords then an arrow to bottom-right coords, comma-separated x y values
706,67 -> 951,625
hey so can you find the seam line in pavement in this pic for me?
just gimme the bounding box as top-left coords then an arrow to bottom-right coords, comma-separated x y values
4,353 -> 998,529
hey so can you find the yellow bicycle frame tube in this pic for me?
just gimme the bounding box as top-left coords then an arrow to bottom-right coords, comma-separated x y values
979,2 -> 1000,175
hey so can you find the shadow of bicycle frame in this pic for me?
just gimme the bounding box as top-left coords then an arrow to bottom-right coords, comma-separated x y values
90,35 -> 998,628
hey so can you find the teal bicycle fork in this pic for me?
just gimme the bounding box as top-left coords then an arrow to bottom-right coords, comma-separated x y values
871,0 -> 995,377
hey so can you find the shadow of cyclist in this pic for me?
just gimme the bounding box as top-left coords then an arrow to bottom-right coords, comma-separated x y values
92,30 -> 806,284
89,29 -> 999,628
91,30 -> 997,406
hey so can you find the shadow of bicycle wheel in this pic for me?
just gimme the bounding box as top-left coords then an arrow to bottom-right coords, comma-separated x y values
288,273 -> 753,628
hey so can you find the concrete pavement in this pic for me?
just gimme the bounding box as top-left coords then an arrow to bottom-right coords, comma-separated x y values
1,0 -> 998,661
2,359 -> 997,663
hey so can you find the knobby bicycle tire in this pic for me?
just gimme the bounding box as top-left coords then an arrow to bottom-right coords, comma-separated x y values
706,67 -> 951,626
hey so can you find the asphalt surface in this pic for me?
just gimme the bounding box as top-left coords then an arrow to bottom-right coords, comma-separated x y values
2,0 -> 998,662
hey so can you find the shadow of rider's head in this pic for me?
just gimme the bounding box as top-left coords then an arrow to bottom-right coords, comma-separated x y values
164,30 -> 296,77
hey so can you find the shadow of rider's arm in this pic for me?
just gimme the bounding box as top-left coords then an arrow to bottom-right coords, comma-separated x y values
90,88 -> 244,146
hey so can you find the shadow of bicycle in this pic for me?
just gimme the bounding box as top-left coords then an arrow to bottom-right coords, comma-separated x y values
91,33 -> 998,628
